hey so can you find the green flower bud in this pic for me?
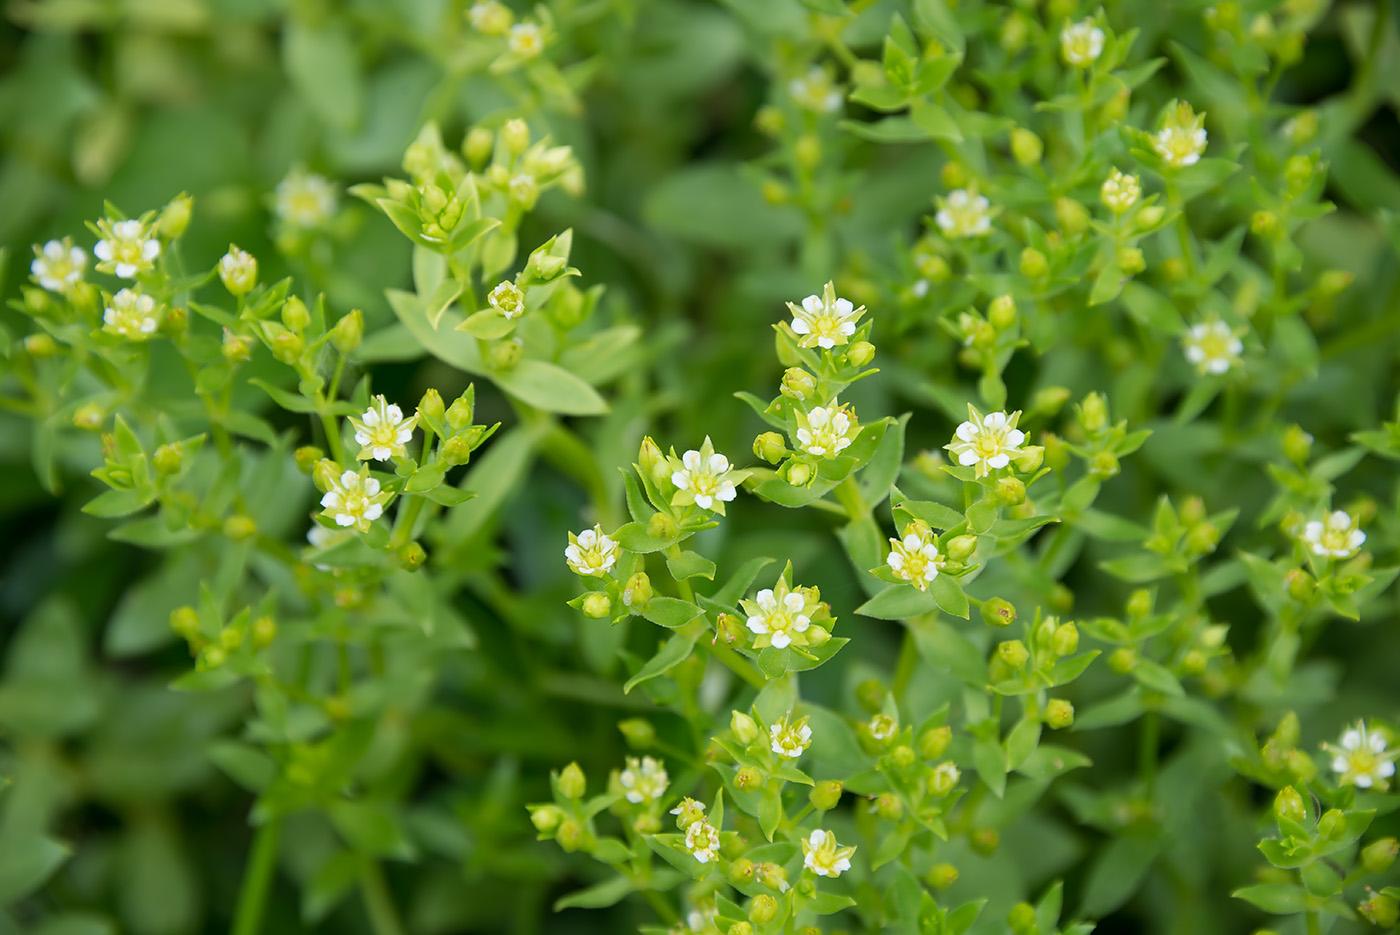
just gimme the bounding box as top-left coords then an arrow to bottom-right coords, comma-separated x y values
1020,247 -> 1049,280
200,644 -> 227,669
794,134 -> 821,169
811,780 -> 843,811
1360,893 -> 1399,928
252,615 -> 277,649
220,625 -> 243,651
439,435 -> 472,466
397,541 -> 427,571
918,252 -> 952,283
942,162 -> 969,189
281,296 -> 310,332
970,827 -> 999,855
846,340 -> 876,367
1136,205 -> 1166,231
530,804 -> 565,834
988,294 -> 1017,331
929,761 -> 960,796
947,535 -> 978,562
637,436 -> 667,486
170,606 -> 201,640
874,793 -> 904,820
622,572 -> 652,610
890,744 -> 917,771
926,863 -> 959,890
158,192 -> 194,239
581,593 -> 611,619
24,333 -> 58,357
463,126 -> 494,169
1117,246 -> 1146,275
416,388 -> 445,429
1048,583 -> 1074,614
1055,196 -> 1090,237
1362,837 -> 1398,875
715,613 -> 744,645
271,330 -> 304,365
558,762 -> 586,799
734,766 -> 764,791
1285,568 -> 1315,603
731,710 -> 759,744
919,725 -> 952,760
981,597 -> 1016,628
222,331 -> 253,364
1272,786 -> 1305,826
644,512 -> 676,540
224,514 -> 257,541
488,338 -> 522,371
780,367 -> 817,401
754,431 -> 786,464
856,678 -> 886,713
1287,748 -> 1317,783
761,179 -> 790,205
1008,902 -> 1038,935
1251,210 -> 1279,238
749,895 -> 778,926
785,461 -> 813,487
1045,698 -> 1074,729
501,118 -> 531,156
556,818 -> 586,852
152,443 -> 182,476
1089,450 -> 1120,477
995,476 -> 1026,506
1010,128 -> 1043,167
1317,809 -> 1346,841
331,309 -> 363,354
998,640 -> 1030,669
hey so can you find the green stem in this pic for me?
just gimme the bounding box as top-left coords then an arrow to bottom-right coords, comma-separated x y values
390,494 -> 428,549
1139,709 -> 1159,796
232,818 -> 282,935
1305,909 -> 1320,935
360,862 -> 406,935
835,476 -> 867,520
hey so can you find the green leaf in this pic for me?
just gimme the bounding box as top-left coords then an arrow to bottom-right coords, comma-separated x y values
641,597 -> 704,629
456,309 -> 516,340
0,833 -> 69,903
1232,883 -> 1309,915
423,279 -> 464,329
930,575 -> 970,618
284,18 -> 363,131
624,632 -> 699,693
666,550 -> 716,581
554,875 -> 636,911
1080,836 -> 1160,916
206,741 -> 276,792
972,734 -> 1007,798
1004,717 -> 1041,770
249,378 -> 318,413
839,116 -> 934,143
856,585 -> 936,620
82,487 -> 151,518
495,360 -> 609,416
912,0 -> 965,52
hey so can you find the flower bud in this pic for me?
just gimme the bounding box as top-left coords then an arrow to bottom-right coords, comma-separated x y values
754,431 -> 786,464
919,726 -> 952,760
1046,623 -> 1079,659
614,718 -> 655,750
1055,196 -> 1090,237
846,340 -> 875,367
917,252 -> 951,282
1087,450 -> 1118,478
1285,568 -> 1315,603
463,126 -> 494,169
1109,647 -> 1138,674
874,793 -> 904,820
158,192 -> 194,239
947,535 -> 978,562
252,615 -> 277,649
1274,786 -> 1306,825
970,827 -> 999,855
731,710 -> 759,744
437,435 -> 472,466
1008,902 -> 1038,935
558,762 -> 586,798
749,895 -> 778,926
397,541 -> 427,571
715,613 -> 744,645
152,443 -> 182,476
200,644 -> 227,669
1020,247 -> 1049,280
941,162 -> 968,189
856,678 -> 886,713
1010,128 -> 1043,167
23,333 -> 59,358
1360,894 -> 1400,928
929,761 -> 960,796
170,606 -> 201,640
622,572 -> 652,609
995,476 -> 1026,506
530,804 -> 565,834
501,118 -> 530,156
1317,809 -> 1346,841
1287,748 -> 1318,783
759,862 -> 789,892
556,818 -> 586,852
988,294 -> 1017,331
581,593 -> 611,619
927,863 -> 959,889
224,514 -> 257,541
222,331 -> 253,364
780,367 -> 817,401
734,766 -> 764,790
271,330 -> 304,365
728,858 -> 756,886
785,461 -> 813,487
281,295 -> 310,333
488,338 -> 522,371
220,625 -> 243,651
1136,205 -> 1166,232
1362,838 -> 1398,875
331,309 -> 363,354
1045,698 -> 1074,729
413,389 -> 445,430
981,597 -> 1016,628
811,780 -> 843,811
998,640 -> 1030,669
890,744 -> 917,772
644,512 -> 677,540
1117,246 -> 1145,275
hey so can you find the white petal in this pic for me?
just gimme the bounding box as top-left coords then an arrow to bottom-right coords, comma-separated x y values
746,616 -> 769,634
716,483 -> 736,501
1005,429 -> 1025,447
984,411 -> 1007,428
683,450 -> 701,470
756,589 -> 776,609
364,478 -> 381,495
709,454 -> 729,473
801,295 -> 822,314
955,421 -> 978,441
791,319 -> 811,334
671,471 -> 690,489
988,453 -> 1010,468
957,450 -> 980,466
1342,729 -> 1363,750
694,494 -> 713,509
770,631 -> 791,649
364,504 -> 382,520
783,592 -> 804,612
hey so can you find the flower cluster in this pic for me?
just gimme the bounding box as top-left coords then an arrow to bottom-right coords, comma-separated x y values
31,239 -> 86,295
619,756 -> 669,804
934,188 -> 993,239
1060,18 -> 1105,67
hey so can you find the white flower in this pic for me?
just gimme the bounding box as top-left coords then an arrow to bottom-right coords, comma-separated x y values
886,528 -> 943,590
275,171 -> 338,228
93,218 -> 161,279
31,239 -> 87,294
508,22 -> 544,58
770,716 -> 812,758
218,244 -> 258,296
619,756 -> 668,804
1061,18 -> 1105,66
319,469 -> 390,532
507,172 -> 539,208
349,395 -> 417,462
669,437 -> 741,513
935,189 -> 993,239
102,289 -> 161,340
1153,101 -> 1208,168
488,280 -> 526,319
1182,320 -> 1243,375
796,404 -> 859,459
868,713 -> 897,741
565,524 -> 621,577
945,406 -> 1026,478
1327,721 -> 1396,790
802,828 -> 856,877
1302,510 -> 1365,559
684,819 -> 721,864
744,586 -> 810,650
787,280 -> 865,350
1101,168 -> 1141,214
468,0 -> 511,33
788,67 -> 843,114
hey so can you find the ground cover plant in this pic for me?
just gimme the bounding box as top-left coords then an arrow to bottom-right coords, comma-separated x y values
2,0 -> 1400,934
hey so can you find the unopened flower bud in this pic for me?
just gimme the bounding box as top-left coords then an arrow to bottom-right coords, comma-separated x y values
616,718 -> 655,749
927,863 -> 959,889
988,294 -> 1017,331
158,192 -> 194,239
331,309 -> 363,354
252,615 -> 277,649
749,894 -> 778,925
415,388 -> 445,429
941,162 -> 968,189
23,333 -> 58,358
1117,246 -> 1146,275
1008,902 -> 1038,935
397,541 -> 427,571
1285,568 -> 1315,603
463,126 -> 494,169
1274,786 -> 1306,825
998,640 -> 1030,669
728,859 -> 756,886
556,818 -> 585,852
152,443 -> 182,476
501,118 -> 530,156
271,330 -> 303,364
785,461 -> 813,487
200,644 -> 227,669
846,340 -> 875,367
170,606 -> 200,640
530,804 -> 565,834
581,593 -> 611,619
995,476 -> 1026,506
224,514 -> 257,540
1021,247 -> 1049,280
947,535 -> 978,562
1362,837 -> 1398,875
1055,196 -> 1090,237
1045,698 -> 1074,729
1360,894 -> 1399,928
780,367 -> 817,401
1317,269 -> 1353,297
981,597 -> 1016,628
558,762 -> 586,798
622,572 -> 652,609
811,780 -> 843,811
1317,809 -> 1346,842
857,678 -> 886,713
1051,622 -> 1080,656
222,331 -> 253,364
488,338 -> 522,371
874,793 -> 904,820
929,761 -> 960,796
220,625 -> 243,651
1109,647 -> 1138,674
282,296 -> 310,332
919,725 -> 952,760
731,710 -> 759,744
643,512 -> 676,541
795,134 -> 822,169
754,432 -> 786,464
1010,128 -> 1043,167
714,613 -> 743,645
970,828 -> 999,855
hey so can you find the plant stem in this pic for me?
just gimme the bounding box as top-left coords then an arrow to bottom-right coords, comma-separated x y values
232,818 -> 282,935
835,476 -> 867,520
1139,709 -> 1160,795
360,861 -> 406,935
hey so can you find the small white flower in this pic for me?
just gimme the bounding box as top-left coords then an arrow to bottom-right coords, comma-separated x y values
669,437 -> 741,513
508,22 -> 544,58
744,587 -> 810,650
1061,18 -> 1105,67
102,289 -> 161,340
468,0 -> 511,33
770,716 -> 812,759
619,756 -> 668,804
935,189 -> 993,239
684,819 -> 721,864
31,239 -> 87,294
218,244 -> 258,296
488,280 -> 526,319
886,528 -> 943,590
507,172 -> 539,208
868,713 -> 897,741
1153,101 -> 1208,168
319,469 -> 390,533
788,66 -> 843,114
349,395 -> 417,462
1302,510 -> 1365,559
275,171 -> 338,228
565,524 -> 621,577
796,404 -> 859,459
1101,168 -> 1141,214
93,218 -> 161,280
1182,320 -> 1243,375
802,828 -> 856,877
1327,721 -> 1396,790
787,280 -> 865,350
945,405 -> 1026,478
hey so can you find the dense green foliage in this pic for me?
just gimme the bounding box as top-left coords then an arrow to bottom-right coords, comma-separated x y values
3,1 -> 1400,934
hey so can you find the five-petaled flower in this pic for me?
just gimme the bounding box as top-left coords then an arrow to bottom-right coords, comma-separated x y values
488,281 -> 526,319
619,756 -> 669,804
350,396 -> 417,462
789,66 -> 843,113
1303,510 -> 1365,559
102,289 -> 161,340
684,819 -> 721,864
1327,721 -> 1396,790
770,715 -> 812,759
508,22 -> 544,58
802,829 -> 856,877
275,171 -> 338,228
94,219 -> 161,280
31,239 -> 87,294
565,525 -> 621,577
669,437 -> 742,514
796,403 -> 859,459
946,406 -> 1027,478
887,524 -> 943,590
1061,18 -> 1104,67
1153,101 -> 1208,168
787,281 -> 865,351
935,189 -> 993,239
1182,320 -> 1243,375
742,580 -> 825,650
320,468 -> 391,532
1101,169 -> 1141,214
